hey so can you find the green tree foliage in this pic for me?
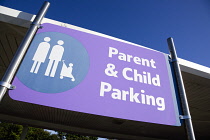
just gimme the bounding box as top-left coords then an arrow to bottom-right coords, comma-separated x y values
58,132 -> 98,140
0,122 -> 98,140
0,122 -> 22,140
25,127 -> 60,140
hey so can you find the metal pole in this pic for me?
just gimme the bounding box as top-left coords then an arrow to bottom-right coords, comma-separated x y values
167,37 -> 195,140
0,1 -> 50,101
20,125 -> 28,140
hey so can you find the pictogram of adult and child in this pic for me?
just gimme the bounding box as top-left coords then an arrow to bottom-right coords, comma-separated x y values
30,37 -> 75,81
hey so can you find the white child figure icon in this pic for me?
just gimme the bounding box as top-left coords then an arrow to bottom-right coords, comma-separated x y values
60,60 -> 75,81
30,37 -> 51,74
45,40 -> 64,77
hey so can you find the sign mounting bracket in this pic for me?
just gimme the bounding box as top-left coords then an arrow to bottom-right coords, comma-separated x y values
0,81 -> 16,90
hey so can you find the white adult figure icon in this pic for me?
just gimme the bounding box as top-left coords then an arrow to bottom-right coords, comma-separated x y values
30,37 -> 51,74
45,40 -> 64,77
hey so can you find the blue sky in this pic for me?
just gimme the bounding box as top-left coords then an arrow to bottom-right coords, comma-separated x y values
1,0 -> 210,68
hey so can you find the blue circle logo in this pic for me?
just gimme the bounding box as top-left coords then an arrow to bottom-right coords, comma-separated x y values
17,32 -> 90,93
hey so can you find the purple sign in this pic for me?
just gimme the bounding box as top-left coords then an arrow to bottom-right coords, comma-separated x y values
10,23 -> 180,126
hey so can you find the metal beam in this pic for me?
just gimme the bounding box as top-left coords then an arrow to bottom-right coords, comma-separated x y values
167,37 -> 195,140
0,1 -> 50,101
